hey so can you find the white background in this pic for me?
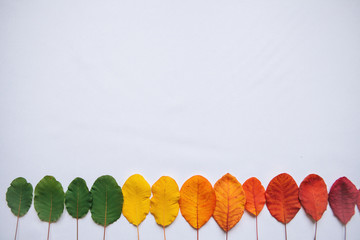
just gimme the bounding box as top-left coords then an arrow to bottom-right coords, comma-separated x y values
1,0 -> 360,239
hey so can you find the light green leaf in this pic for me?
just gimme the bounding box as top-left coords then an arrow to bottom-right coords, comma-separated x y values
6,177 -> 33,217
65,177 -> 92,219
34,176 -> 65,223
90,175 -> 123,228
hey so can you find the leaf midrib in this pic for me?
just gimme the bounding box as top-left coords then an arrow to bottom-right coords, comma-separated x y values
49,193 -> 53,223
104,187 -> 108,227
17,190 -> 23,218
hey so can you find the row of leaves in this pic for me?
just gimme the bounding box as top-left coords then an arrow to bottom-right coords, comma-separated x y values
6,173 -> 360,240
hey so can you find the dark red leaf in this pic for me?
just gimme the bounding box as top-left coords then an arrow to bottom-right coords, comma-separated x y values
357,189 -> 360,212
328,177 -> 358,225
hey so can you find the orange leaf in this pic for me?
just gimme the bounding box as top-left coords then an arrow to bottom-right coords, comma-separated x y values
265,173 -> 301,224
179,175 -> 216,230
298,174 -> 328,222
213,173 -> 246,233
328,177 -> 358,225
243,177 -> 266,216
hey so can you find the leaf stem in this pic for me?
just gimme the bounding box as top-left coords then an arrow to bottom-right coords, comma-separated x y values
14,216 -> 20,240
226,231 -> 228,240
15,196 -> 21,240
47,222 -> 51,240
137,225 -> 140,240
104,189 -> 107,240
314,221 -> 317,240
163,226 -> 166,240
256,215 -> 258,240
47,195 -> 52,240
76,218 -> 79,240
77,192 -> 79,240
197,228 -> 199,240
344,225 -> 346,240
284,223 -> 287,240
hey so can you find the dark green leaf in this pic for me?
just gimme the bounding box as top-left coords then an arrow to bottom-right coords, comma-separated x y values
6,177 -> 33,217
34,176 -> 65,222
65,177 -> 92,219
90,175 -> 123,227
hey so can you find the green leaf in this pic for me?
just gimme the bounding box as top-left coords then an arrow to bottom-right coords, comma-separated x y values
90,175 -> 123,227
65,177 -> 92,219
6,177 -> 33,217
34,176 -> 65,222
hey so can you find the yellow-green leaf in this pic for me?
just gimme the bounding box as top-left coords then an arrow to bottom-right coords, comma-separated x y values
122,174 -> 151,226
150,176 -> 180,227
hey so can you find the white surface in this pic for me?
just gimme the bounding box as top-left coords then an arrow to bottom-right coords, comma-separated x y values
1,0 -> 360,239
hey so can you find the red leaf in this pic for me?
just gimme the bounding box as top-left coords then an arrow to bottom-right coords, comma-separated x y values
328,177 -> 358,225
357,189 -> 360,212
298,174 -> 328,221
265,173 -> 301,224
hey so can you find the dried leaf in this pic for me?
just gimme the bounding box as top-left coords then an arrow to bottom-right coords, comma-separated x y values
298,174 -> 328,222
328,177 -> 358,225
265,173 -> 301,224
122,174 -> 151,226
179,175 -> 216,230
150,176 -> 180,227
213,173 -> 245,233
243,177 -> 266,216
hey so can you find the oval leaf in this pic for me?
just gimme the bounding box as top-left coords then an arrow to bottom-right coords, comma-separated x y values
34,176 -> 65,222
122,174 -> 151,226
179,175 -> 216,229
213,173 -> 246,232
65,177 -> 92,219
6,177 -> 33,217
90,175 -> 123,227
299,174 -> 328,222
328,177 -> 358,225
150,176 -> 180,227
243,177 -> 266,216
265,173 -> 301,224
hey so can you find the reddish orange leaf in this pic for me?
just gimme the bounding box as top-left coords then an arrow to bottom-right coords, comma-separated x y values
179,175 -> 216,231
265,173 -> 301,224
243,177 -> 266,216
328,177 -> 358,225
213,173 -> 246,233
299,174 -> 328,222
243,177 -> 265,240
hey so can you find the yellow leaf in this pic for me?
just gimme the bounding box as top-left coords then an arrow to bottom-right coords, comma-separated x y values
150,176 -> 180,227
213,173 -> 246,233
122,174 -> 151,226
